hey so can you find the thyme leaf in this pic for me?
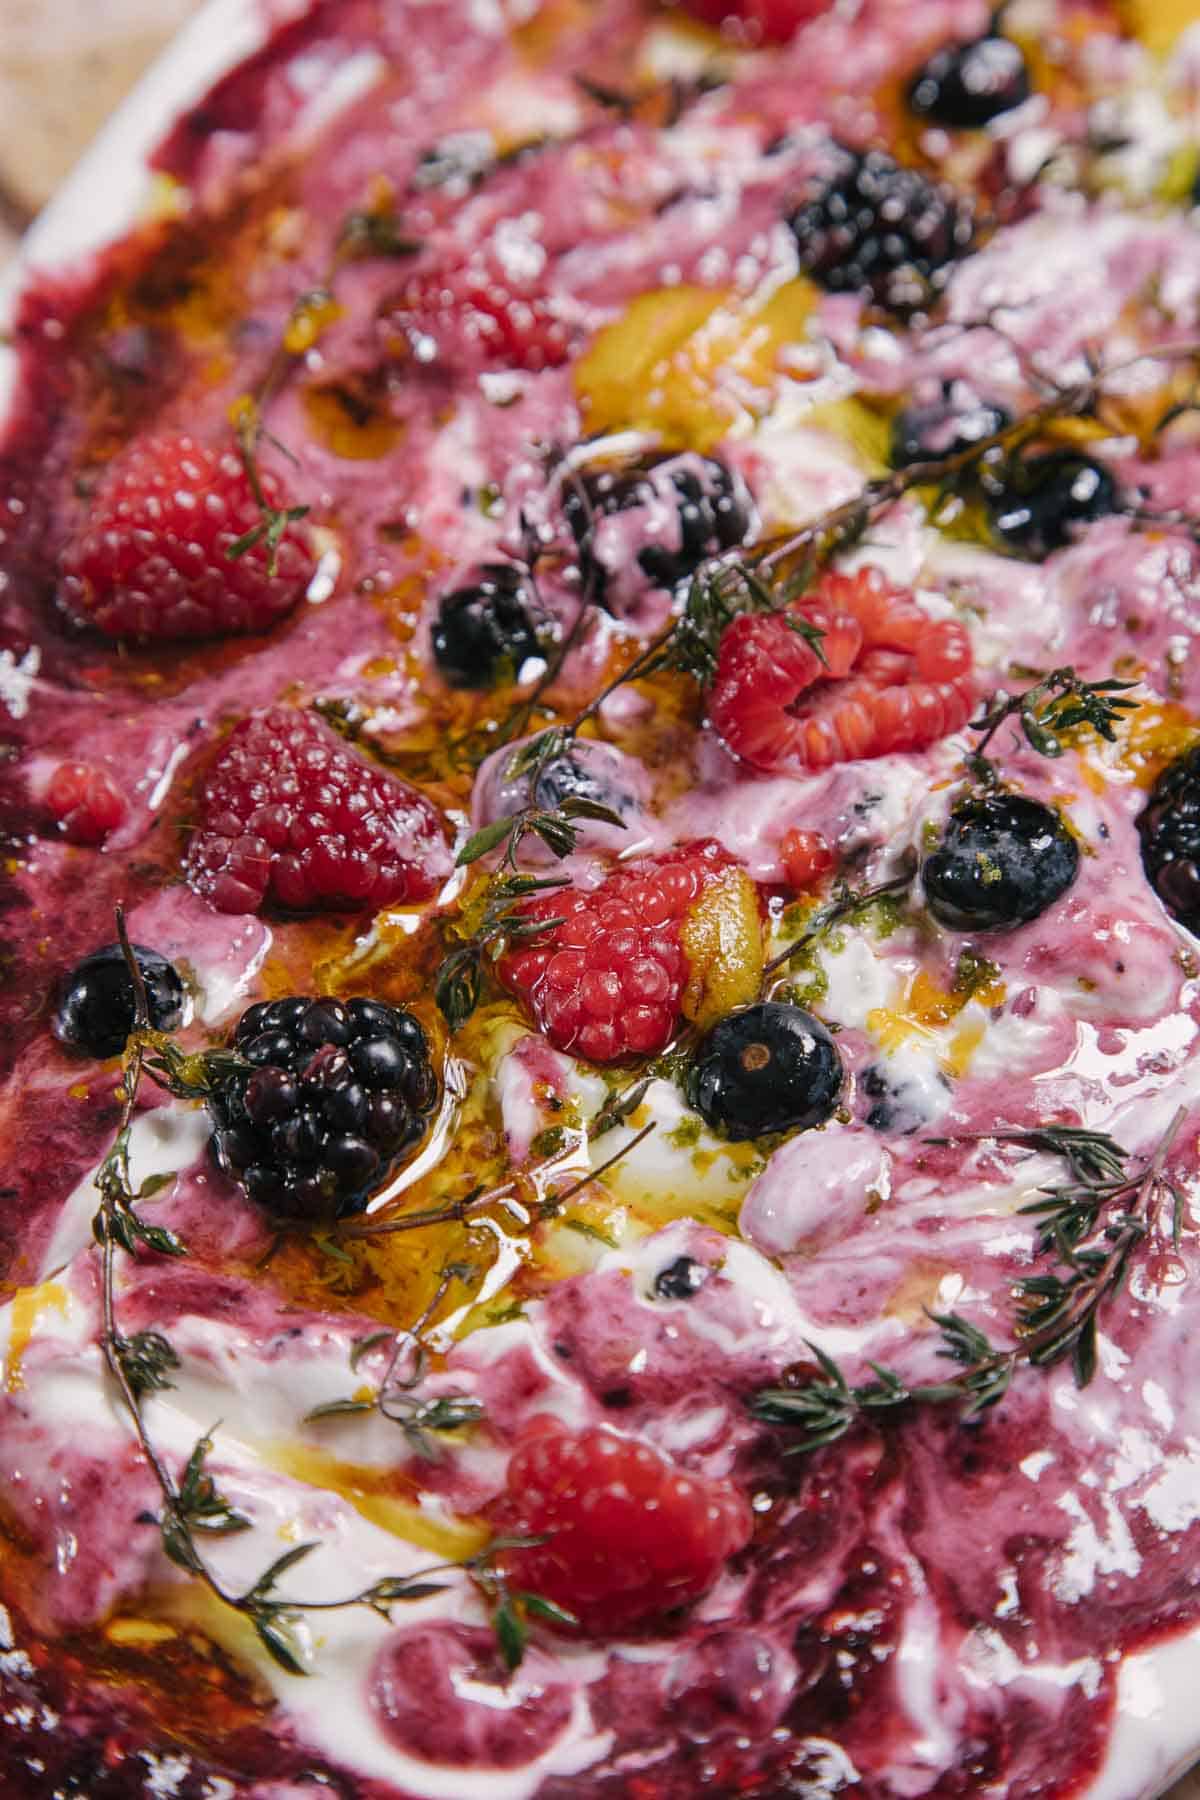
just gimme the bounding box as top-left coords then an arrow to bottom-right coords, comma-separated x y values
761,863 -> 916,985
966,666 -> 1140,781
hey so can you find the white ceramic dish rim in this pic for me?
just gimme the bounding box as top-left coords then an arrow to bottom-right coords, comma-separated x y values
0,3 -> 1199,1794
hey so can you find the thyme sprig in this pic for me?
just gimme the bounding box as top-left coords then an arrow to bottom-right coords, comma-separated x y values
434,870 -> 569,1033
760,864 -> 916,985
305,1264 -> 485,1459
965,666 -> 1140,782
645,560 -> 827,687
92,913 -> 532,1676
749,1108 -> 1187,1453
226,406 -> 312,573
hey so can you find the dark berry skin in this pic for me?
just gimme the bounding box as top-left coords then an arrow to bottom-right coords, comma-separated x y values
1138,744 -> 1200,935
209,996 -> 438,1223
53,943 -> 185,1058
531,751 -> 630,817
987,452 -> 1117,559
654,1255 -> 710,1300
891,383 -> 1010,468
923,793 -> 1080,932
687,1003 -> 842,1141
907,35 -> 1030,130
432,563 -> 542,688
788,148 -> 973,316
563,456 -> 750,605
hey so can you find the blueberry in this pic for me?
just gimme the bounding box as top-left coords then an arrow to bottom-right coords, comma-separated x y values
891,382 -> 1010,468
687,1003 -> 842,1141
563,455 -> 750,605
987,452 -> 1117,559
922,793 -> 1080,931
532,752 -> 630,818
1138,744 -> 1200,935
53,943 -> 184,1059
907,35 -> 1030,130
654,1255 -> 710,1300
860,1063 -> 931,1135
432,563 -> 543,688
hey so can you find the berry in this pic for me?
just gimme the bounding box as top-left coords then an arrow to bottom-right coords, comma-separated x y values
381,250 -> 570,373
890,381 -> 1010,468
672,0 -> 832,45
496,839 -> 738,1063
562,455 -> 751,607
654,1255 -> 710,1300
788,148 -> 973,315
907,34 -> 1030,129
58,433 -> 314,644
530,750 -> 629,817
986,451 -> 1117,558
492,1424 -> 752,1636
779,828 -> 834,890
53,943 -> 185,1059
707,567 -> 974,774
687,1001 -> 842,1140
922,792 -> 1080,931
208,996 -> 438,1222
185,707 -> 450,916
432,564 -> 543,689
1138,744 -> 1200,935
44,761 -> 126,845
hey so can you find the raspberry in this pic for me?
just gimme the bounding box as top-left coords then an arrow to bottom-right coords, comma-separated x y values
496,839 -> 736,1063
209,996 -> 438,1222
707,568 -> 974,774
44,761 -> 126,845
492,1424 -> 752,1636
674,0 -> 832,45
779,828 -> 834,889
59,433 -> 314,644
381,250 -> 571,374
185,707 -> 451,915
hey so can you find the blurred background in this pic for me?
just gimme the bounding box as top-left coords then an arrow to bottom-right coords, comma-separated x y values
0,0 -> 201,266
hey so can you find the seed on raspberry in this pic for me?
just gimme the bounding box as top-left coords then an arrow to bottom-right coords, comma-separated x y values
44,761 -> 126,845
58,432 -> 314,644
209,996 -> 438,1222
497,840 -> 740,1063
707,567 -> 974,774
491,1423 -> 753,1636
185,707 -> 451,915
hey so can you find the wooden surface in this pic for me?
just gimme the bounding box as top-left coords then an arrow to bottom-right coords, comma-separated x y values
0,1 -> 1198,1795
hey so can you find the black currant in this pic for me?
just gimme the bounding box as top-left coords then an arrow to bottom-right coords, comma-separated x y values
891,382 -> 1010,468
907,35 -> 1030,130
1138,744 -> 1200,936
687,1003 -> 842,1141
53,943 -> 185,1059
923,793 -> 1080,932
986,451 -> 1117,559
432,563 -> 542,688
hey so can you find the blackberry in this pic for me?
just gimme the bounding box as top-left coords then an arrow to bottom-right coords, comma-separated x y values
907,35 -> 1030,130
687,1002 -> 842,1141
209,996 -> 438,1222
563,455 -> 751,606
891,381 -> 1010,468
788,148 -> 973,315
432,563 -> 543,688
1138,744 -> 1200,935
53,943 -> 185,1059
986,451 -> 1117,559
923,793 -> 1079,932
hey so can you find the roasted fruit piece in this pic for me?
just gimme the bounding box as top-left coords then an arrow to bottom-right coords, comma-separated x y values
496,839 -> 761,1062
59,432 -> 314,643
707,568 -> 974,774
493,1423 -> 753,1636
185,708 -> 450,915
209,996 -> 438,1221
